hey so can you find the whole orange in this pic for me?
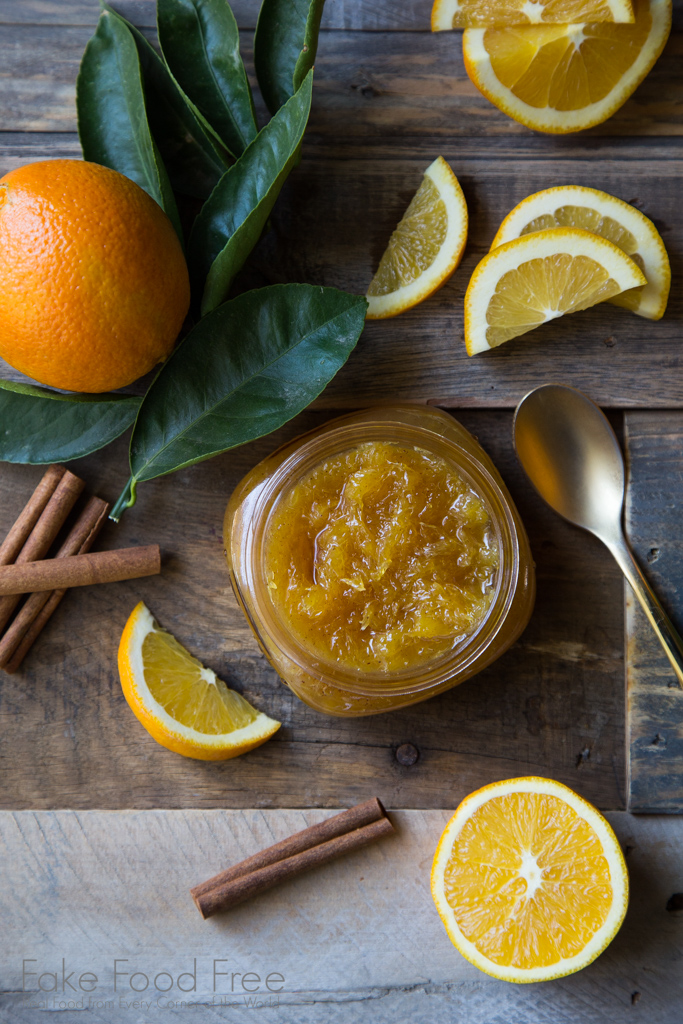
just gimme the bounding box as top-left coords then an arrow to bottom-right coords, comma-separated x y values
0,159 -> 190,393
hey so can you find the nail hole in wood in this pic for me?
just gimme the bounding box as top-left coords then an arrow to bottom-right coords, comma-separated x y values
576,746 -> 591,768
395,743 -> 419,767
666,893 -> 683,912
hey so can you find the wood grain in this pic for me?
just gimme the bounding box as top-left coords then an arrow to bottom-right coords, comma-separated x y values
625,412 -> 683,812
0,809 -> 681,1022
0,411 -> 625,810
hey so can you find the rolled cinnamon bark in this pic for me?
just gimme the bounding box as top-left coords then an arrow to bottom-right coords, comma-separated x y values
0,469 -> 84,632
191,797 -> 387,905
0,465 -> 66,566
193,815 -> 395,919
0,495 -> 110,670
0,545 -> 161,596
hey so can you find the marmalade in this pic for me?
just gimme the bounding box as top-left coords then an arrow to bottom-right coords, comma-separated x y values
224,405 -> 535,717
264,441 -> 499,674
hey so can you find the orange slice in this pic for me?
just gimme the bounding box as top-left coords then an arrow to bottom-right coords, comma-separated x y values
464,227 -> 647,355
431,777 -> 629,982
432,0 -> 633,29
491,185 -> 670,319
118,602 -> 280,760
366,157 -> 468,319
462,0 -> 671,134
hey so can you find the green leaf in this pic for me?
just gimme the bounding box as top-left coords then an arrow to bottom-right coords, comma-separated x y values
0,381 -> 140,464
255,0 -> 325,114
157,0 -> 258,159
76,9 -> 183,239
189,72 -> 312,315
102,2 -> 229,201
118,284 -> 367,506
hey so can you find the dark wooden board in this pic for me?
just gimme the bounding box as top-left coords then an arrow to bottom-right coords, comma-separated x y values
1,133 -> 683,407
0,410 -> 625,810
1,0 -> 682,30
0,0 -> 436,30
0,13 -> 682,407
1,22 -> 681,136
625,412 -> 683,812
1,0 -> 681,816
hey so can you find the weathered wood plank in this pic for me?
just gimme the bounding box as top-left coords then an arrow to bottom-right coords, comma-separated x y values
0,809 -> 681,1022
0,411 -> 625,810
3,0 -> 682,32
625,411 -> 683,812
0,135 -> 682,408
0,25 -> 680,136
0,0 -> 435,30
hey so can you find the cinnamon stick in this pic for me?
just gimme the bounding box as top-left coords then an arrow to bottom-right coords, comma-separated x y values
193,815 -> 395,919
0,465 -> 66,565
0,544 -> 161,596
191,799 -> 394,919
0,495 -> 110,671
0,469 -> 84,632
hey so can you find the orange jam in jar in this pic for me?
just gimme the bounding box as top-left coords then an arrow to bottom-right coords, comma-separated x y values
224,406 -> 535,717
264,442 -> 499,674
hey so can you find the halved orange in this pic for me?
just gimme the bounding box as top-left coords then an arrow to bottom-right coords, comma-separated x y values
462,0 -> 671,133
433,0 -> 634,29
431,777 -> 629,982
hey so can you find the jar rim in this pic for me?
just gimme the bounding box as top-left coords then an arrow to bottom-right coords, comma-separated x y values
239,417 -> 521,696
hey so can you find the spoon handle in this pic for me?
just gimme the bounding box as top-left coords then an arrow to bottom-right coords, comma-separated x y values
607,535 -> 683,690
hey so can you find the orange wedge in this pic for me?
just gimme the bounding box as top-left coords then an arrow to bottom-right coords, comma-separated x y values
431,777 -> 629,982
491,185 -> 670,319
462,0 -> 671,133
464,226 -> 646,354
366,157 -> 468,319
118,602 -> 280,760
432,0 -> 634,29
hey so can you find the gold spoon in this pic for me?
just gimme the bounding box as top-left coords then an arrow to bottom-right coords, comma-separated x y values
514,383 -> 683,689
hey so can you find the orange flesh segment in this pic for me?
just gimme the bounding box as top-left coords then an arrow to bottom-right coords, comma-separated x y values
485,253 -> 622,346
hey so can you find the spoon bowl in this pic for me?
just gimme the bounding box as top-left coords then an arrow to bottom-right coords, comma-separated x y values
514,384 -> 624,540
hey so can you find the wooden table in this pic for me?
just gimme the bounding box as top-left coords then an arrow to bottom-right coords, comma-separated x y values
1,2 -> 682,1021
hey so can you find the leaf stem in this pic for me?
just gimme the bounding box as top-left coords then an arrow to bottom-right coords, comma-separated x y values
109,476 -> 137,522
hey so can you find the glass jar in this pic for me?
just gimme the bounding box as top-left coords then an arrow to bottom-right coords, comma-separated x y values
223,405 -> 535,717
